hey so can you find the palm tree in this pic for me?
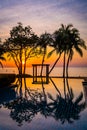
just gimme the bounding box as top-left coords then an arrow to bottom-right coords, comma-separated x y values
48,24 -> 86,77
66,27 -> 86,77
54,24 -> 74,77
48,28 -> 63,75
38,32 -> 52,76
48,89 -> 85,124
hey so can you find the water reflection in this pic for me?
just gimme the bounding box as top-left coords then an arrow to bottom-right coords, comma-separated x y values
49,78 -> 85,124
0,77 -> 86,126
83,83 -> 87,106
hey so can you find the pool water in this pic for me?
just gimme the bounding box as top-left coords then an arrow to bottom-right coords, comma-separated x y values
0,78 -> 87,130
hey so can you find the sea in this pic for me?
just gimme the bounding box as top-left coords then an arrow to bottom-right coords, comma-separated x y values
0,67 -> 87,77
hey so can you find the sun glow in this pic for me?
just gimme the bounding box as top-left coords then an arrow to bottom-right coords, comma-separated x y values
22,61 -> 25,65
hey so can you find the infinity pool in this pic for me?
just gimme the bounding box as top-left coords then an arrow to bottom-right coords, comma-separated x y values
0,78 -> 87,130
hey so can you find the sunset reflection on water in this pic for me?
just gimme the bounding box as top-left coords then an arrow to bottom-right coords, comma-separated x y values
0,77 -> 87,130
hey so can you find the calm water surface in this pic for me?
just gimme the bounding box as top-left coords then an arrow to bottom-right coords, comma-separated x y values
0,67 -> 87,76
0,67 -> 87,130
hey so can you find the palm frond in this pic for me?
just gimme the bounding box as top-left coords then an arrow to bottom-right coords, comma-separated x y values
61,24 -> 65,30
79,39 -> 87,49
75,46 -> 83,57
69,50 -> 74,61
47,93 -> 55,101
66,24 -> 73,30
0,56 -> 6,61
0,61 -> 3,68
47,49 -> 55,58
78,102 -> 86,111
69,88 -> 74,100
72,28 -> 79,34
74,92 -> 83,105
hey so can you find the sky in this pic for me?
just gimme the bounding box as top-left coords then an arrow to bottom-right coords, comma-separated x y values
0,0 -> 87,67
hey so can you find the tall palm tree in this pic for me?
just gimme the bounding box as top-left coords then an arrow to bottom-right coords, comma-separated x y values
66,27 -> 86,77
56,24 -> 74,77
38,32 -> 52,76
48,28 -> 64,74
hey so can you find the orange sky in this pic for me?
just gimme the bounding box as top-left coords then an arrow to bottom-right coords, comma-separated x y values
2,47 -> 87,68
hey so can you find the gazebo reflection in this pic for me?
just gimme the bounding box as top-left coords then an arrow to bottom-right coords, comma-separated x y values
32,64 -> 49,84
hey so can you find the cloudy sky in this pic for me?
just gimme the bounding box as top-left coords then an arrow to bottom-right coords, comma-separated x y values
0,0 -> 87,67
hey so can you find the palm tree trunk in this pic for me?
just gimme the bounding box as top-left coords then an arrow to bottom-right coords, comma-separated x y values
63,78 -> 66,99
66,77 -> 71,97
40,48 -> 46,76
41,78 -> 47,103
66,53 -> 71,96
50,78 -> 61,96
63,52 -> 66,78
48,53 -> 61,75
66,53 -> 70,78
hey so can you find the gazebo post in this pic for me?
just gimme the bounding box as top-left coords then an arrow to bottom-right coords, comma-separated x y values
46,64 -> 49,83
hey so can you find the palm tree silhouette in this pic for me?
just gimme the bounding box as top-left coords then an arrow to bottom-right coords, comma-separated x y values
66,26 -> 86,77
49,77 -> 85,123
38,32 -> 52,76
48,88 -> 85,124
48,24 -> 86,77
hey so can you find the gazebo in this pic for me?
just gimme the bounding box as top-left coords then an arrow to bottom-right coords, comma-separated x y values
32,64 -> 49,84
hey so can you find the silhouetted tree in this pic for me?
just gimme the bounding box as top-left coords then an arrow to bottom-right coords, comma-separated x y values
47,30 -> 62,74
65,26 -> 86,77
48,24 -> 86,77
48,89 -> 85,124
4,23 -> 38,75
38,32 -> 52,76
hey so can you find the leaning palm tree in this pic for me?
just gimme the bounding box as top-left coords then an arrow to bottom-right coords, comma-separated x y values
38,32 -> 52,76
58,24 -> 73,77
47,28 -> 64,75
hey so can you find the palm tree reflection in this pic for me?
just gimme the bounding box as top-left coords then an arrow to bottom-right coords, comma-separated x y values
49,78 -> 85,124
4,77 -> 86,126
48,90 -> 85,124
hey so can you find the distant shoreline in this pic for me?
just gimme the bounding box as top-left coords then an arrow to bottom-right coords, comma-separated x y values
0,73 -> 87,80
